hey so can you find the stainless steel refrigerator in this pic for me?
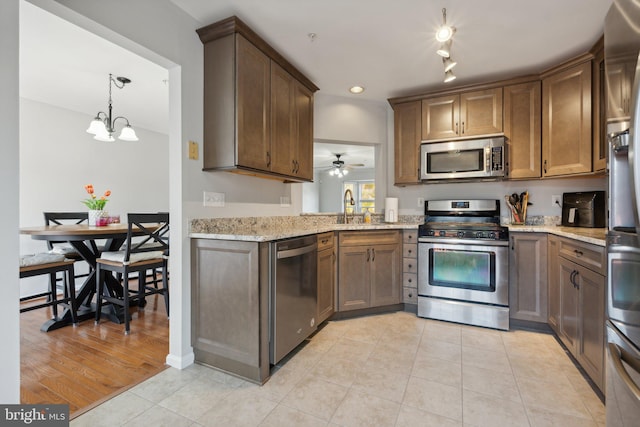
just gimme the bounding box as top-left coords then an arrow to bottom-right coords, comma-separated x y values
606,1 -> 640,425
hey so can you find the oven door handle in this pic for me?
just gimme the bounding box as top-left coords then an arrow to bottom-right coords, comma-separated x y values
608,342 -> 640,401
277,244 -> 317,259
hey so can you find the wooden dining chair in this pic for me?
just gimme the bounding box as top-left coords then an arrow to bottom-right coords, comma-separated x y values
43,212 -> 94,298
20,253 -> 78,325
94,212 -> 169,334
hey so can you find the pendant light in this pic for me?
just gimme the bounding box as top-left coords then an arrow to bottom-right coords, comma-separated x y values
86,74 -> 139,142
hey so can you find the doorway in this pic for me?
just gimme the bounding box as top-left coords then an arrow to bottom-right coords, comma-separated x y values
18,1 -> 171,416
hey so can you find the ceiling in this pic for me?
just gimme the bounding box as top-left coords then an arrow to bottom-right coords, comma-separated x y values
20,0 -> 612,146
314,143 -> 375,169
19,1 -> 169,134
171,0 -> 611,101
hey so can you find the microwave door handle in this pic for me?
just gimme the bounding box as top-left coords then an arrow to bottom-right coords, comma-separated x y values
608,342 -> 640,401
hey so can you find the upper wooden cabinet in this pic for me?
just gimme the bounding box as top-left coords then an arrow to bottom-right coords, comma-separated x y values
421,88 -> 503,141
197,16 -> 318,182
504,81 -> 541,179
592,39 -> 606,172
606,56 -> 636,122
393,101 -> 422,185
542,59 -> 592,177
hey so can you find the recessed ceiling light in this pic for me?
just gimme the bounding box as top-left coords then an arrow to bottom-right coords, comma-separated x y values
349,86 -> 365,94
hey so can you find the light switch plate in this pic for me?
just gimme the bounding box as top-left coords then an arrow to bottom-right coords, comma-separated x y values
417,197 -> 425,208
203,191 -> 224,207
188,140 -> 199,160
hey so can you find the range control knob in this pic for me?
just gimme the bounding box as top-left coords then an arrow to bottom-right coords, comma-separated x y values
488,232 -> 496,239
439,230 -> 446,237
427,230 -> 435,237
457,231 -> 466,238
476,231 -> 484,238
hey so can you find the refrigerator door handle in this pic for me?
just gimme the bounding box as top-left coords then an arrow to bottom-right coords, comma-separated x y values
608,342 -> 640,401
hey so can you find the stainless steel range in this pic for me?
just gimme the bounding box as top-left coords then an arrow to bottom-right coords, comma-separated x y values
417,199 -> 509,330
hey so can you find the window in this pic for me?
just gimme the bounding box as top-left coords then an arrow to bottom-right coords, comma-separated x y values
343,181 -> 375,213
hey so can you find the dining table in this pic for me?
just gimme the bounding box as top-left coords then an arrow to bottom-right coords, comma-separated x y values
20,223 -> 147,331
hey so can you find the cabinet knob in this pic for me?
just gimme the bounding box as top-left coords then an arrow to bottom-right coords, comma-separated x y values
408,249 -> 412,254
408,278 -> 412,283
408,292 -> 413,298
408,264 -> 413,269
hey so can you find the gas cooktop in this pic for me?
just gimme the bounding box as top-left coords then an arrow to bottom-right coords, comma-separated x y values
418,199 -> 509,241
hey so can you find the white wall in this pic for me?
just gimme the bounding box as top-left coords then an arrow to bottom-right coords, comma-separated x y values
19,98 -> 169,296
0,0 -> 21,405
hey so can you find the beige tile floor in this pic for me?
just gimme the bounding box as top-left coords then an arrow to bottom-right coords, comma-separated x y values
71,311 -> 605,427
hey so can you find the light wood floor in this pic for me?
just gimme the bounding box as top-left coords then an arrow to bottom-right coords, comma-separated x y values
20,292 -> 169,419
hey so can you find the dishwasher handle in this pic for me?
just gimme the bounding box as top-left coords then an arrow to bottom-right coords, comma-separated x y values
277,243 -> 317,259
608,342 -> 640,401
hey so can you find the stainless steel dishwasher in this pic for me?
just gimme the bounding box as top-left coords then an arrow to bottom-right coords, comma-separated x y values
270,235 -> 318,364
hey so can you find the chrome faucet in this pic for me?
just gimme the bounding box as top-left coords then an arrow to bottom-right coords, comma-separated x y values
343,189 -> 355,224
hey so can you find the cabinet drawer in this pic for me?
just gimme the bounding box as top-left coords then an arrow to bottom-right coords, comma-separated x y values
339,230 -> 401,247
403,243 -> 417,258
317,232 -> 334,251
403,272 -> 417,288
403,230 -> 418,244
403,286 -> 418,304
403,258 -> 417,274
558,237 -> 605,275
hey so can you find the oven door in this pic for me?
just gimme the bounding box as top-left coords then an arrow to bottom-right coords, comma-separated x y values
418,238 -> 508,306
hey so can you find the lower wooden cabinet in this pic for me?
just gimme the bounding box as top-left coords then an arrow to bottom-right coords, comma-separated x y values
191,238 -> 270,384
402,230 -> 418,306
547,234 -> 605,391
338,230 -> 402,311
509,232 -> 548,323
317,232 -> 335,324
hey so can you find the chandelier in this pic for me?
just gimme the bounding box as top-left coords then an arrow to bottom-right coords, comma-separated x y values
86,73 -> 139,142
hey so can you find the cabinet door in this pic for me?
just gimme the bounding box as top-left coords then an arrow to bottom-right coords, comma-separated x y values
422,94 -> 459,140
460,88 -> 503,137
547,236 -> 560,334
558,257 -> 579,352
576,266 -> 605,391
317,247 -> 335,323
236,36 -> 271,171
593,45 -> 606,172
370,243 -> 401,307
393,101 -> 422,184
509,233 -> 548,322
270,62 -> 296,176
338,246 -> 370,311
294,82 -> 314,181
504,81 -> 541,179
542,61 -> 592,177
606,60 -> 634,120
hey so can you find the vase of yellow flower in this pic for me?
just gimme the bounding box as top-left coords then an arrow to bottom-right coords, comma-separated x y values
82,184 -> 111,226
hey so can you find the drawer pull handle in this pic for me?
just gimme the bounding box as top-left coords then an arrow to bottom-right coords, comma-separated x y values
408,249 -> 412,254
366,249 -> 370,262
321,239 -> 329,244
408,292 -> 413,298
408,264 -> 413,268
574,250 -> 583,257
408,278 -> 412,283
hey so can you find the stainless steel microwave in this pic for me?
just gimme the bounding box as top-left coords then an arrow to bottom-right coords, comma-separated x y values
420,137 -> 506,181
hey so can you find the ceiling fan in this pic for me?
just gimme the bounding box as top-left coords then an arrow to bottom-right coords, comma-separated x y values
326,154 -> 364,177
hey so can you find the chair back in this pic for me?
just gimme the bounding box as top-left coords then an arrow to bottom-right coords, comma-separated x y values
123,213 -> 170,262
43,212 -> 89,250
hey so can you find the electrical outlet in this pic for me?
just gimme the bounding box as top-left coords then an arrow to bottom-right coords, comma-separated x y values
551,195 -> 561,207
417,197 -> 425,208
203,191 -> 225,207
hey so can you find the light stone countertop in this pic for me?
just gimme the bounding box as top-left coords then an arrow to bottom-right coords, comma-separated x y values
508,225 -> 606,246
189,215 -> 422,242
189,214 -> 607,245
